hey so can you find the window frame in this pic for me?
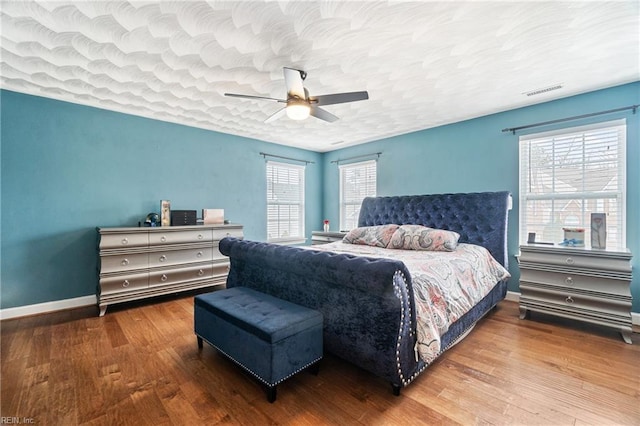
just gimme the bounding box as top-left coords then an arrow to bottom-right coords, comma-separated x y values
518,119 -> 627,249
266,161 -> 305,244
339,159 -> 377,231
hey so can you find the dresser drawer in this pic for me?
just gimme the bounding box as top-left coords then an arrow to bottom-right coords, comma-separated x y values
519,269 -> 632,298
100,272 -> 148,295
211,261 -> 231,278
100,233 -> 148,250
520,250 -> 631,273
149,264 -> 214,287
213,228 -> 243,240
149,247 -> 213,268
149,229 -> 213,245
100,252 -> 148,274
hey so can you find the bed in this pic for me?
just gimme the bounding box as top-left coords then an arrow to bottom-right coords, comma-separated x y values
218,191 -> 511,394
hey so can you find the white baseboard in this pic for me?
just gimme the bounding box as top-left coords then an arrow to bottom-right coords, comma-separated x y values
504,290 -> 640,330
505,290 -> 520,303
0,295 -> 96,321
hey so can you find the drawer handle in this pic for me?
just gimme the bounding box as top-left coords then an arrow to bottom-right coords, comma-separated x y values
565,257 -> 574,265
198,234 -> 204,240
197,251 -> 203,258
161,236 -> 167,242
121,238 -> 128,245
121,258 -> 129,266
565,296 -> 574,304
161,274 -> 168,282
159,255 -> 167,262
565,277 -> 573,285
198,269 -> 204,276
122,280 -> 130,288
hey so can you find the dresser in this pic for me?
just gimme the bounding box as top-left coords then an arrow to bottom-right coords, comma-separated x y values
518,244 -> 633,344
97,224 -> 243,316
311,230 -> 347,245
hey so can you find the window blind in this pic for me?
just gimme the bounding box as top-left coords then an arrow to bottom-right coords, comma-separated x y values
339,160 -> 377,231
266,161 -> 305,242
519,119 -> 626,248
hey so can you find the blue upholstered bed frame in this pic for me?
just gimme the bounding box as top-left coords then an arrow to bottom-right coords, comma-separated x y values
219,191 -> 510,394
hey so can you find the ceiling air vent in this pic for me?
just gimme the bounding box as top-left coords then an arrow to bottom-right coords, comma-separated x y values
523,84 -> 563,97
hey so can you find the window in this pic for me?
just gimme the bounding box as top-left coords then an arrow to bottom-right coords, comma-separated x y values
339,160 -> 377,231
266,161 -> 305,243
519,119 -> 626,248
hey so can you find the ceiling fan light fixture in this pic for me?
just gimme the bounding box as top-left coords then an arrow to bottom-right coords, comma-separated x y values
286,100 -> 310,120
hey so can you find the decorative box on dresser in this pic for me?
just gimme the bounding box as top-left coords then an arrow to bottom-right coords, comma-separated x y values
518,244 -> 633,344
311,230 -> 347,245
97,224 -> 243,316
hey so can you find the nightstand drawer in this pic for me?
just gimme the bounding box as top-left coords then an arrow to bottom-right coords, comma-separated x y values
520,250 -> 631,273
519,269 -> 631,297
149,247 -> 213,268
311,231 -> 346,245
149,229 -> 213,245
519,286 -> 632,318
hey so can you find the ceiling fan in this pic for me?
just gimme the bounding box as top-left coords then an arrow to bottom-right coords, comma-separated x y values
224,67 -> 369,123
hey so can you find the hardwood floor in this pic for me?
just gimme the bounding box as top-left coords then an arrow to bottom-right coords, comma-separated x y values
2,294 -> 639,425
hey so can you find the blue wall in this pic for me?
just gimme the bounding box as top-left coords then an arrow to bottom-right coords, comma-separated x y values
1,90 -> 322,309
323,82 -> 639,312
2,83 -> 638,313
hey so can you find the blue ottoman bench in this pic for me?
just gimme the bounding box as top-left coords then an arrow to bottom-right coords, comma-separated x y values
194,286 -> 323,402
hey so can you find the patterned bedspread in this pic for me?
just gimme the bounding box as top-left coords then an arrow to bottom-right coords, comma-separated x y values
306,241 -> 511,363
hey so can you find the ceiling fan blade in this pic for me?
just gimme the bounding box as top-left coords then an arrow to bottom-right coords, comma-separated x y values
309,91 -> 369,106
225,93 -> 285,103
283,67 -> 306,99
264,107 -> 287,123
310,106 -> 339,123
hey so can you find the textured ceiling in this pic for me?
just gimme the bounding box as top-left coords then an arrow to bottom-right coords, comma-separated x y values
1,1 -> 638,152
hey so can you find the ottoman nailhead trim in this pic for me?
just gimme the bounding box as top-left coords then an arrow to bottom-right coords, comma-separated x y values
198,335 -> 322,387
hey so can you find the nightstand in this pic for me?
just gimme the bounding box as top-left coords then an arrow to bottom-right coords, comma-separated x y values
311,231 -> 347,245
518,244 -> 633,344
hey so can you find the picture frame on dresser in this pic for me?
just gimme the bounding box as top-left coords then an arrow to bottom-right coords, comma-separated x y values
96,223 -> 243,316
518,243 -> 633,344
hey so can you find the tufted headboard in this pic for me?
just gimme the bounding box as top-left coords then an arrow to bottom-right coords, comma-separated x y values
358,191 -> 510,267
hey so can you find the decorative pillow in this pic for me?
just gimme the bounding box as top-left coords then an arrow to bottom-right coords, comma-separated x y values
342,224 -> 400,247
387,225 -> 460,251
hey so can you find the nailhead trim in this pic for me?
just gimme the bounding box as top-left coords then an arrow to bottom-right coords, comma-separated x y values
198,335 -> 322,387
393,269 -> 411,386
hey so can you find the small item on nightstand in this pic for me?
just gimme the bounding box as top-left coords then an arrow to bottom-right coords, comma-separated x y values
591,213 -> 606,249
527,232 -> 553,245
323,219 -> 330,232
561,228 -> 585,247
